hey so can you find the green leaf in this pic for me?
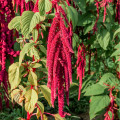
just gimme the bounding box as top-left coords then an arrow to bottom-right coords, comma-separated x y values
113,28 -> 120,40
69,82 -> 79,95
108,111 -> 112,119
19,42 -> 36,66
74,0 -> 86,13
25,89 -> 38,113
72,33 -> 79,49
21,11 -> 45,37
38,0 -> 52,16
32,29 -> 39,42
77,13 -> 94,26
67,6 -> 78,29
28,70 -> 37,86
44,0 -> 52,13
11,89 -> 23,106
111,48 -> 120,57
36,101 -> 44,118
89,95 -> 110,120
30,63 -> 42,68
40,85 -> 51,106
27,46 -> 40,61
54,114 -> 65,120
84,22 -> 95,35
9,62 -> 22,90
21,11 -> 34,37
8,16 -> 21,31
11,89 -> 20,102
43,114 -> 48,120
99,73 -> 119,87
29,12 -> 45,33
116,98 -> 120,107
97,30 -> 110,50
118,109 -> 120,119
39,45 -> 46,54
38,0 -> 45,16
37,101 -> 44,113
84,84 -> 106,96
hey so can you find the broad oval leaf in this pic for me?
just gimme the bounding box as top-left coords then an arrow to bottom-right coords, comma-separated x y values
97,30 -> 110,50
38,0 -> 52,16
84,84 -> 106,96
25,89 -> 38,113
29,12 -> 45,33
21,11 -> 34,37
8,16 -> 21,31
9,62 -> 22,90
89,95 -> 110,120
40,85 -> 51,106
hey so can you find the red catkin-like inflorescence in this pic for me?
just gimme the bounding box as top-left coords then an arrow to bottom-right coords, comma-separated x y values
47,3 -> 73,117
76,44 -> 86,100
104,87 -> 115,120
0,0 -> 19,109
13,0 -> 34,14
115,0 -> 120,24
93,0 -> 100,33
99,0 -> 112,22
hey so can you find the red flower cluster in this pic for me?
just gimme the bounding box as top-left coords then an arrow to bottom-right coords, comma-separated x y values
115,0 -> 120,24
104,87 -> 115,120
99,0 -> 112,22
76,44 -> 86,100
13,0 -> 34,14
0,0 -> 19,109
93,0 -> 100,33
47,5 -> 73,117
94,0 -> 112,26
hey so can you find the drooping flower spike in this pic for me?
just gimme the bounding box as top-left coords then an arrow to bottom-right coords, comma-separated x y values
13,0 -> 34,14
76,44 -> 86,100
47,3 -> 73,117
115,0 -> 120,24
0,0 -> 19,109
99,0 -> 112,22
104,87 -> 115,120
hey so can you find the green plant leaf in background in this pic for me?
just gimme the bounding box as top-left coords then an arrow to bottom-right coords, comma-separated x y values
84,84 -> 106,96
97,29 -> 110,50
67,6 -> 78,29
98,73 -> 119,87
113,28 -> 120,40
89,95 -> 110,120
